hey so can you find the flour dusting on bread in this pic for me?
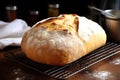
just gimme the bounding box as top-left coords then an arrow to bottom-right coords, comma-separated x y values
21,14 -> 107,66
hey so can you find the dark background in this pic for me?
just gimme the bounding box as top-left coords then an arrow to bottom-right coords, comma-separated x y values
0,0 -> 101,25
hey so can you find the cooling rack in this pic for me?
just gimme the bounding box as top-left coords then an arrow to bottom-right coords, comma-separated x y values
4,42 -> 120,79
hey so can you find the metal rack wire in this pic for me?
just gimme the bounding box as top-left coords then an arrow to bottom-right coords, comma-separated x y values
4,42 -> 120,79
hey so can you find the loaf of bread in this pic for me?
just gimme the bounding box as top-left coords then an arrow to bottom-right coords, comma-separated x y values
21,14 -> 107,66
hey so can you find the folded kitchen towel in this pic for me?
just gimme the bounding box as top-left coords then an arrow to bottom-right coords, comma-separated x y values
0,19 -> 30,49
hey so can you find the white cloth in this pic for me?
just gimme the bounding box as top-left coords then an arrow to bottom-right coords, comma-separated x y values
0,19 -> 30,49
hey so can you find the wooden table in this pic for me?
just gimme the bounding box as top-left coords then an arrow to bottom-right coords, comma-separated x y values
0,46 -> 120,80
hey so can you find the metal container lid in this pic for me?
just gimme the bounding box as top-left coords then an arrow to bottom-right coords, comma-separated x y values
48,4 -> 59,8
5,5 -> 17,10
104,10 -> 120,19
30,10 -> 39,15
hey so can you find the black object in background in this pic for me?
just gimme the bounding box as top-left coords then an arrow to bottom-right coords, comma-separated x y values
0,0 -> 91,22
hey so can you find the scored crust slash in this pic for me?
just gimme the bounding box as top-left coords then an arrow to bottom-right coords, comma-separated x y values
21,14 -> 107,66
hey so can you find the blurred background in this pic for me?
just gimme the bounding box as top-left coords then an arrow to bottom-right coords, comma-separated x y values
0,0 -> 93,26
0,0 -> 119,26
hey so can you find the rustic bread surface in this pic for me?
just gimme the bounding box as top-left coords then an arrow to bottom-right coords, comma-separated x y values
21,14 -> 107,66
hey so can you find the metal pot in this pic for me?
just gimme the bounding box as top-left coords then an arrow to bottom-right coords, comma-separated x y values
102,10 -> 120,42
88,6 -> 120,42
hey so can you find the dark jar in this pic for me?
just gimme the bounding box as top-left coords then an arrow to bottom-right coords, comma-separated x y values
5,5 -> 17,22
28,10 -> 39,26
48,3 -> 59,17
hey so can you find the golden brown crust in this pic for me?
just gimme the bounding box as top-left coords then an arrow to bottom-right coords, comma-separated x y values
33,14 -> 79,32
21,14 -> 107,66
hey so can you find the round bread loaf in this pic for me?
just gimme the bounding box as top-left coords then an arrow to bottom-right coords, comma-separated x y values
21,14 -> 107,66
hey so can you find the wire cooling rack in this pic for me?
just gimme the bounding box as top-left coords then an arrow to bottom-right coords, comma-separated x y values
4,42 -> 120,79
